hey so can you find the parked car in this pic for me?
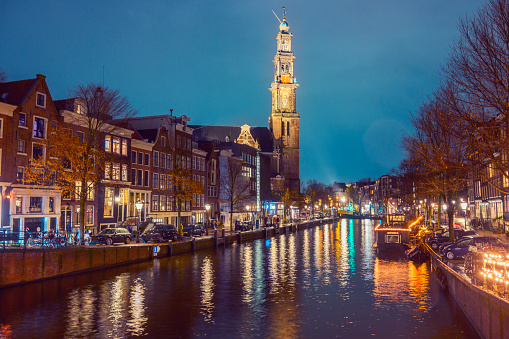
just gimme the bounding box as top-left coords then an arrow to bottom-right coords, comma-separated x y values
440,236 -> 507,260
142,224 -> 178,243
96,227 -> 132,245
183,224 -> 205,237
426,229 -> 477,250
235,221 -> 252,231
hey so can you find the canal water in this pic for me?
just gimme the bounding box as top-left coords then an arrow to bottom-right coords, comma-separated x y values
0,219 -> 478,338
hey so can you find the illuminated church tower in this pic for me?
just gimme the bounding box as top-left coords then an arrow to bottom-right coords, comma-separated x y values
269,8 -> 300,190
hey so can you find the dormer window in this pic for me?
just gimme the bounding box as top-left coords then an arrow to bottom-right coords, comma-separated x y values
36,92 -> 46,108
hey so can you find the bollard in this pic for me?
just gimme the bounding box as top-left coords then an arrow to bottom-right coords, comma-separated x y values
214,229 -> 218,247
192,237 -> 196,252
168,240 -> 173,257
264,228 -> 268,238
238,231 -> 242,243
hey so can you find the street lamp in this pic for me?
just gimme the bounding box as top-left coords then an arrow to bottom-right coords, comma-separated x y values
461,202 -> 468,228
135,200 -> 143,243
246,205 -> 250,222
205,204 -> 210,235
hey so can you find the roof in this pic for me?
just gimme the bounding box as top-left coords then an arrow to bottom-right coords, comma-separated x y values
135,128 -> 159,143
0,78 -> 37,105
189,125 -> 274,153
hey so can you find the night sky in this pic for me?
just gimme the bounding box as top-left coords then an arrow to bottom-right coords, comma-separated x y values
1,0 -> 484,185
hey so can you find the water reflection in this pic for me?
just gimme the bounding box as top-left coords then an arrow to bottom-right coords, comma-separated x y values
0,220 -> 477,338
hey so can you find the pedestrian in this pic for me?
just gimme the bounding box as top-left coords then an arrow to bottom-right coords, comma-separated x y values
24,228 -> 29,248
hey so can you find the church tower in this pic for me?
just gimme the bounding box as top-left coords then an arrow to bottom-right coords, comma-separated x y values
269,8 -> 300,191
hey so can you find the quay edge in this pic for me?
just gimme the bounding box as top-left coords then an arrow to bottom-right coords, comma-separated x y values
0,219 -> 327,289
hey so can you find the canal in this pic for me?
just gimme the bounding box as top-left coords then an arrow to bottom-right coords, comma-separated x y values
0,219 -> 478,338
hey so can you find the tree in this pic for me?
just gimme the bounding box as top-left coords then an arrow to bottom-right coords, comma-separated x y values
442,0 -> 509,193
24,84 -> 136,244
220,157 -> 252,231
0,68 -> 7,83
171,150 -> 204,237
402,89 -> 470,241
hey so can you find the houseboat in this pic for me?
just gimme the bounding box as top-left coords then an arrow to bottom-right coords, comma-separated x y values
374,215 -> 421,252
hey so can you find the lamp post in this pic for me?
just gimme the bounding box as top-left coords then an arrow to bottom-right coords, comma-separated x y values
461,201 -> 468,228
135,200 -> 143,243
205,204 -> 210,235
246,205 -> 250,223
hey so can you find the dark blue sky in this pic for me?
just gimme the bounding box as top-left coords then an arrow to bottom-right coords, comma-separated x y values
1,0 -> 483,184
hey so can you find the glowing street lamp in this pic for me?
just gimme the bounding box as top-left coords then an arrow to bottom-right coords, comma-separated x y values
135,200 -> 143,243
205,204 -> 210,235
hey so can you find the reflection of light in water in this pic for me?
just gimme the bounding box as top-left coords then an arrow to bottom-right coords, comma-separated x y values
323,224 -> 331,285
200,256 -> 215,323
302,230 -> 311,288
241,246 -> 254,303
348,220 -> 356,273
288,234 -> 296,287
108,274 -> 129,337
64,286 -> 96,337
339,219 -> 350,288
361,219 -> 374,281
373,259 -> 435,314
268,236 -> 279,294
127,278 -> 147,335
313,226 -> 322,281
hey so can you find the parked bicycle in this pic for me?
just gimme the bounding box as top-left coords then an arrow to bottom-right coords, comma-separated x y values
26,231 -> 67,248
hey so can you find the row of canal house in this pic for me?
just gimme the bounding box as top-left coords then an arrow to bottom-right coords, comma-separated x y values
0,74 -> 283,235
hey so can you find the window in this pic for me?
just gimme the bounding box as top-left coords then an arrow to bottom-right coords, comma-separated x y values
105,162 -> 111,179
87,182 -> 94,200
168,155 -> 172,169
19,113 -> 26,127
105,136 -> 111,152
112,137 -> 120,154
152,195 -> 159,211
18,139 -> 25,153
160,174 -> 165,190
168,196 -> 173,211
104,188 -> 114,217
36,92 -> 46,108
122,139 -> 128,156
187,157 -> 191,169
131,169 -> 136,185
161,136 -> 166,147
137,169 -> 143,186
145,153 -> 149,166
112,163 -> 120,180
29,197 -> 42,213
161,153 -> 166,169
86,206 -> 94,225
144,170 -> 149,186
153,173 -> 159,188
160,195 -> 166,211
138,152 -> 143,165
132,151 -> 137,164
122,164 -> 128,181
15,197 -> 22,214
211,159 -> 216,185
32,144 -> 44,160
17,167 -> 24,183
192,156 -> 196,170
153,151 -> 159,167
33,117 -> 45,138
49,197 -> 54,213
77,131 -> 84,143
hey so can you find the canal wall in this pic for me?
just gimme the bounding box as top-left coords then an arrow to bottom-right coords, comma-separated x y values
0,219 -> 328,289
428,246 -> 509,339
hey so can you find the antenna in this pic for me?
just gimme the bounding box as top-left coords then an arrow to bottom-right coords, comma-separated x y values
272,10 -> 282,24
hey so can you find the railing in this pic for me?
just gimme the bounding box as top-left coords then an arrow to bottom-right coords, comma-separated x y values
0,230 -> 22,250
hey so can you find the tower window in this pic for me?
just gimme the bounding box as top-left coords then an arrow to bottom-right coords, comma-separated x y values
287,121 -> 290,136
281,122 -> 285,136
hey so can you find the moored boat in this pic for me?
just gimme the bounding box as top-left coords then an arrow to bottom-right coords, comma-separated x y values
374,215 -> 421,252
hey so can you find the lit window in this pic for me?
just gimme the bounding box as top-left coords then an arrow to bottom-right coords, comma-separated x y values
105,136 -> 111,152
33,117 -> 45,138
86,206 -> 94,225
152,195 -> 159,211
112,137 -> 120,154
16,167 -> 24,183
121,139 -> 127,156
19,113 -> 26,127
104,188 -> 114,217
160,195 -> 166,211
112,163 -> 120,180
122,164 -> 128,181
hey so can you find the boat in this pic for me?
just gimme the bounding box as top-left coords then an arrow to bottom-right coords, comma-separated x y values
374,215 -> 421,253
